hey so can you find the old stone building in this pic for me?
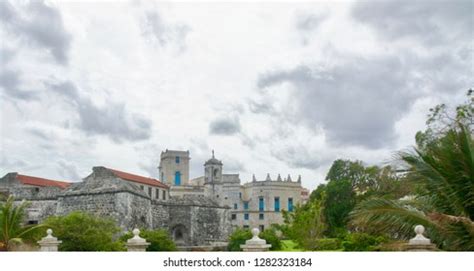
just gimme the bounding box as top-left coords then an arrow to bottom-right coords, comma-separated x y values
0,167 -> 231,247
0,149 -> 309,246
161,149 -> 308,231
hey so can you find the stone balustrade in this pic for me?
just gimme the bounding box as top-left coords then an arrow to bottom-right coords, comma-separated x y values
240,228 -> 271,252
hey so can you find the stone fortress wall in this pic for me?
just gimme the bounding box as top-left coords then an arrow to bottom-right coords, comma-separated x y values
0,149 -> 309,247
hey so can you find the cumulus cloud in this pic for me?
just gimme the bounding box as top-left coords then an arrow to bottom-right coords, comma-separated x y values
351,0 -> 473,45
0,0 -> 72,65
296,13 -> 327,32
57,160 -> 81,181
142,10 -> 191,51
0,48 -> 39,101
209,116 -> 241,136
257,55 -> 420,149
49,81 -> 152,143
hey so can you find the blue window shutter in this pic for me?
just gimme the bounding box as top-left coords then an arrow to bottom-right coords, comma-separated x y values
274,197 -> 280,212
175,171 -> 181,185
259,197 -> 264,211
288,198 -> 293,212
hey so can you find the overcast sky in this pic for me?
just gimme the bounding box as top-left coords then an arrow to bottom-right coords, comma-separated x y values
0,0 -> 472,189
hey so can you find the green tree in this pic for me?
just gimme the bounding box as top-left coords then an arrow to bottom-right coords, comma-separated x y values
325,159 -> 378,192
416,89 -> 473,149
351,125 -> 474,250
227,228 -> 252,251
282,199 -> 326,250
323,179 -> 356,236
120,229 -> 176,251
44,211 -> 123,251
0,196 -> 44,251
259,228 -> 282,251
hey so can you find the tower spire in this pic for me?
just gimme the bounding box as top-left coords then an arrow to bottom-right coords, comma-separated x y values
252,174 -> 257,182
212,150 -> 215,158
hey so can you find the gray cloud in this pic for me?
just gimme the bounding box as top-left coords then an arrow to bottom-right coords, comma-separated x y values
142,10 -> 191,51
209,117 -> 241,136
0,69 -> 38,101
351,0 -> 473,45
49,81 -> 152,143
57,160 -> 81,181
271,144 -> 331,170
257,55 -> 420,149
0,0 -> 71,65
296,13 -> 327,32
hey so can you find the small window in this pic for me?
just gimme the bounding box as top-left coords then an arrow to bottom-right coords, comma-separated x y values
259,197 -> 264,211
148,187 -> 152,197
244,213 -> 249,220
140,185 -> 144,190
163,190 -> 166,200
243,225 -> 249,229
234,203 -> 238,210
239,192 -> 242,199
27,220 -> 38,225
244,201 -> 249,210
288,198 -> 294,212
231,214 -> 237,220
259,225 -> 265,232
156,189 -> 160,199
274,197 -> 280,212
259,213 -> 264,220
176,156 -> 180,163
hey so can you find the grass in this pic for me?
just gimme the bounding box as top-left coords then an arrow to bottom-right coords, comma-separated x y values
279,240 -> 304,251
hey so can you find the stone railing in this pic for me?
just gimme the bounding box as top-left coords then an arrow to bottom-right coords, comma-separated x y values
240,228 -> 271,252
403,225 -> 437,251
37,228 -> 150,252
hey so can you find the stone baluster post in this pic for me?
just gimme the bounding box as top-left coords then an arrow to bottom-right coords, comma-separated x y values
126,229 -> 150,252
240,228 -> 271,252
37,229 -> 62,252
404,225 -> 437,251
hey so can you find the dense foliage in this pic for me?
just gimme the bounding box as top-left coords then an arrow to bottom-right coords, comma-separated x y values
351,91 -> 474,250
282,90 -> 474,251
227,227 -> 282,251
0,196 -> 44,251
227,228 -> 252,251
120,229 -> 176,251
43,211 -> 123,251
281,199 -> 326,250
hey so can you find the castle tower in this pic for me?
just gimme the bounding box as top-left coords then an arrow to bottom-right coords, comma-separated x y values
204,150 -> 223,184
204,150 -> 224,202
158,150 -> 190,186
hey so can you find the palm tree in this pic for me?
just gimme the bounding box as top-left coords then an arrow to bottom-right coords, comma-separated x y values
351,124 -> 474,251
0,195 -> 45,251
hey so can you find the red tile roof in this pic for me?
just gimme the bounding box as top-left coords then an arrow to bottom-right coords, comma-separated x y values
16,174 -> 71,189
108,168 -> 168,189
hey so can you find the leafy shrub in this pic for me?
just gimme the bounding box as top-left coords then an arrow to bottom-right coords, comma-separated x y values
43,211 -> 123,251
342,233 -> 387,251
228,227 -> 283,251
259,228 -> 282,251
120,229 -> 176,251
314,238 -> 342,251
227,228 -> 252,251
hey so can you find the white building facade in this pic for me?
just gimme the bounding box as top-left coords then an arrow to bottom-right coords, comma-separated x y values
160,150 -> 308,231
